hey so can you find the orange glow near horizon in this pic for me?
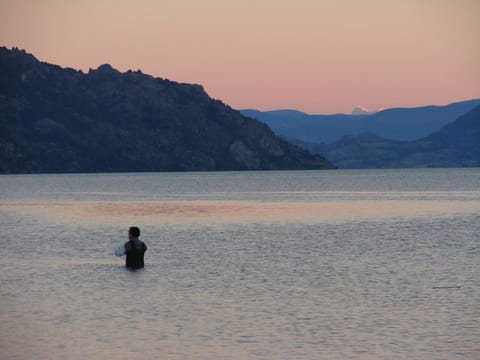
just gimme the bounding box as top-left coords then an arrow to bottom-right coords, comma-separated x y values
0,0 -> 479,114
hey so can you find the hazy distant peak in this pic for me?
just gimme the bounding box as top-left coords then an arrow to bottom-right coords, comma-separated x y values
352,106 -> 375,115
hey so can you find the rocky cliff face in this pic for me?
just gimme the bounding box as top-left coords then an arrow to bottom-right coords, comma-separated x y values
0,47 -> 334,173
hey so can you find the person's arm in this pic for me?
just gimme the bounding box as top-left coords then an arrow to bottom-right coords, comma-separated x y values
115,244 -> 126,256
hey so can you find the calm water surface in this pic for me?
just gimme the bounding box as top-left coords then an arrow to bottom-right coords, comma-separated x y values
0,169 -> 479,359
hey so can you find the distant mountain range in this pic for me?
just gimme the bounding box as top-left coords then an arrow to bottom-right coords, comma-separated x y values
241,99 -> 480,144
0,47 -> 334,173
297,105 -> 480,168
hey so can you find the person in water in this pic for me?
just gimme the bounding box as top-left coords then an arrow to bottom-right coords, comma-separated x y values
115,226 -> 147,269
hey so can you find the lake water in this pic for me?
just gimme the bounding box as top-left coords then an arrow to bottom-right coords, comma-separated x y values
0,169 -> 479,359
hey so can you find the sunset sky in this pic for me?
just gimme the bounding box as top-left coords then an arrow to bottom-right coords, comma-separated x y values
1,0 -> 479,114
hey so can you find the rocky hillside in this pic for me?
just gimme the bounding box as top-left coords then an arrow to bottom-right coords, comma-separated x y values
0,47 -> 334,173
304,105 -> 480,168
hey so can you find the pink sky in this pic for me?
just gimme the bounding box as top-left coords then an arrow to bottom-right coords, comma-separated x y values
1,0 -> 479,114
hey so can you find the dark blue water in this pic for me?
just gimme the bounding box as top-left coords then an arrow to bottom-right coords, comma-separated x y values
1,169 -> 479,359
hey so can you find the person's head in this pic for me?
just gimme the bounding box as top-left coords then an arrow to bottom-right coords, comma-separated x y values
128,226 -> 141,239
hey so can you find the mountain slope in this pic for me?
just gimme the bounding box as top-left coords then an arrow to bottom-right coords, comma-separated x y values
0,47 -> 334,173
306,105 -> 480,168
242,99 -> 480,144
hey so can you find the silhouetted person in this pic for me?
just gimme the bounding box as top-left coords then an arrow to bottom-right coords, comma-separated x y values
115,226 -> 147,269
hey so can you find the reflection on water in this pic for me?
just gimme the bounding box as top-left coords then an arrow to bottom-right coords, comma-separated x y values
2,199 -> 480,225
1,169 -> 479,359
